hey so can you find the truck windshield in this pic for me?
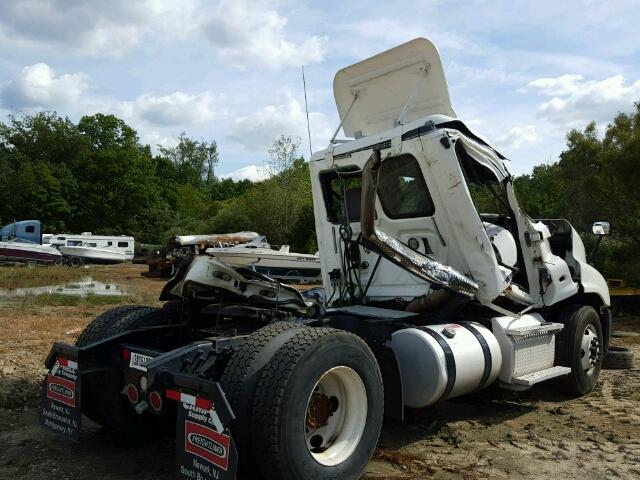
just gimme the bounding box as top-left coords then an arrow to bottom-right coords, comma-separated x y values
456,142 -> 509,216
468,181 -> 510,216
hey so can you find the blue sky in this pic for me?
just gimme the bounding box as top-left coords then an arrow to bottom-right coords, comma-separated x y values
1,0 -> 639,180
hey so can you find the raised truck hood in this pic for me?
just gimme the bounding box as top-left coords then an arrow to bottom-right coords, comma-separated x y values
333,37 -> 456,139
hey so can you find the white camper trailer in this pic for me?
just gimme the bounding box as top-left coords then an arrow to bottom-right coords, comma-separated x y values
51,232 -> 134,265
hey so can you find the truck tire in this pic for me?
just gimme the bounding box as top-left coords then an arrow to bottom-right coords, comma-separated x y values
251,327 -> 384,480
75,305 -> 153,346
76,305 -> 157,425
219,321 -> 305,464
602,346 -> 634,369
555,305 -> 603,396
76,306 -> 170,436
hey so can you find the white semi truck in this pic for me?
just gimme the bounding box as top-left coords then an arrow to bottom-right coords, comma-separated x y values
41,38 -> 611,480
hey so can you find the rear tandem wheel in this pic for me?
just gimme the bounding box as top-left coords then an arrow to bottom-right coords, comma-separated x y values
250,326 -> 384,480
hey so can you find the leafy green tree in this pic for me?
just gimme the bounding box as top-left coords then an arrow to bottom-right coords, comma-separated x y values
207,177 -> 253,202
559,104 -> 640,246
0,112 -> 85,229
204,136 -> 317,251
72,114 -> 166,239
175,184 -> 206,220
514,163 -> 565,219
158,133 -> 218,188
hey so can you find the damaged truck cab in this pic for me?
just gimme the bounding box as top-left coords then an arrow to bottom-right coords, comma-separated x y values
41,38 -> 611,480
311,38 -> 610,397
312,37 -> 609,313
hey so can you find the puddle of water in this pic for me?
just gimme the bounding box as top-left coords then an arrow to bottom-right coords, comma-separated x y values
0,277 -> 126,297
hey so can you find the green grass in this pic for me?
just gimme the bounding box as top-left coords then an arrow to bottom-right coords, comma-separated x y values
0,266 -> 87,289
19,292 -> 140,307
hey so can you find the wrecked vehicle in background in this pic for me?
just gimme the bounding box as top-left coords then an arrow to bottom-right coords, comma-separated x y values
144,231 -> 260,277
41,38 -> 611,480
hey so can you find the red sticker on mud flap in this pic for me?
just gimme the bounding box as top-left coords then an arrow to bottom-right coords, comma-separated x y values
46,373 -> 76,407
184,420 -> 231,471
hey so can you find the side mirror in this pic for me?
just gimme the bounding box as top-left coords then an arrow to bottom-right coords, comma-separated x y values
592,221 -> 610,236
589,221 -> 610,264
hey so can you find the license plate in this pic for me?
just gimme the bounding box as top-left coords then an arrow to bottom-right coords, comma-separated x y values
129,352 -> 154,371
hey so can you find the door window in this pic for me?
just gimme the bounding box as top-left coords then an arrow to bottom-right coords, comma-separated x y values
320,169 -> 362,223
377,154 -> 435,219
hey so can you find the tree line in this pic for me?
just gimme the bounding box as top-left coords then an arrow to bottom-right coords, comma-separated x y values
1,105 -> 639,282
477,103 -> 640,284
0,112 -> 314,252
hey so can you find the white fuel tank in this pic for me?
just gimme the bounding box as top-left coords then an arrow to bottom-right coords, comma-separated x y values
388,322 -> 502,408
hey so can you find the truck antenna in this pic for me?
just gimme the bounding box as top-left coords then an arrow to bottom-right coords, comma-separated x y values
301,65 -> 313,159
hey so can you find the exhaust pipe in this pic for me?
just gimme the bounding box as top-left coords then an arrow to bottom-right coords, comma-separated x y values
360,150 -> 479,298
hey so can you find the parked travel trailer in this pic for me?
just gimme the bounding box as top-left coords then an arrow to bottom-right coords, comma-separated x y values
51,233 -> 135,265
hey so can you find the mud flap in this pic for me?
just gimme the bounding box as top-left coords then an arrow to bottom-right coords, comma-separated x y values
173,390 -> 238,480
40,354 -> 81,440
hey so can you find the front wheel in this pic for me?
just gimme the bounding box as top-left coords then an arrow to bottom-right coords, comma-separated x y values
251,327 -> 384,480
555,305 -> 603,395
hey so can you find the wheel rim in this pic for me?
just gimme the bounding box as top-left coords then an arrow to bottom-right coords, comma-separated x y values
304,366 -> 367,467
580,324 -> 601,374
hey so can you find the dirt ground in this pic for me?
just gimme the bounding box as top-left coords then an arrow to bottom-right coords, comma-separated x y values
0,264 -> 638,480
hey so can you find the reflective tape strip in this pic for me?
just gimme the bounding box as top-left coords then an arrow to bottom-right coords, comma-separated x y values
166,389 -> 213,411
57,356 -> 78,370
165,388 -> 181,402
166,388 -> 221,430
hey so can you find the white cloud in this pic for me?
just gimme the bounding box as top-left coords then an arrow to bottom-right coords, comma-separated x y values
133,91 -> 226,126
524,74 -> 585,96
447,61 -> 525,86
227,97 -> 332,154
0,0 -> 197,57
1,63 -> 88,109
496,125 -> 538,150
526,74 -> 640,125
1,63 -> 226,129
203,0 -> 327,68
342,18 -> 481,57
220,164 -> 270,182
137,130 -> 179,151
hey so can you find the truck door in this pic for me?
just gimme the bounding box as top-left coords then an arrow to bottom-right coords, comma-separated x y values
366,151 -> 447,299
